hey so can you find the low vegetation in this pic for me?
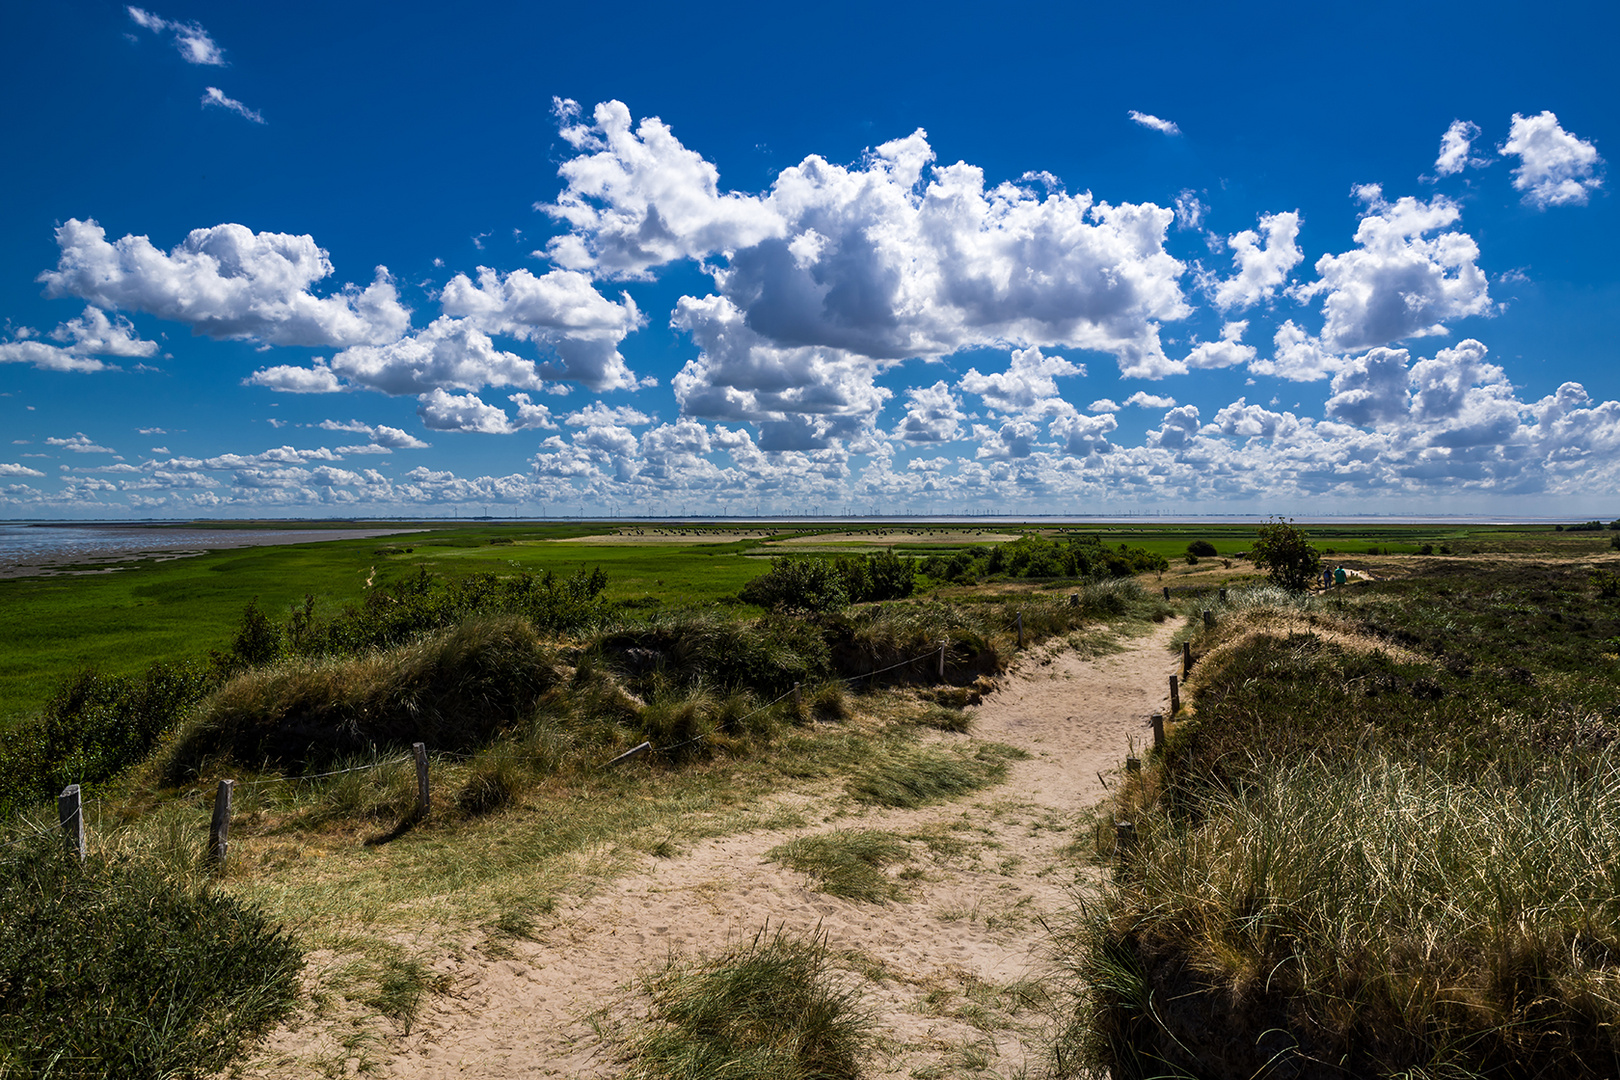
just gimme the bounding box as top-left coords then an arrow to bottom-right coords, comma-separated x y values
1057,556 -> 1620,1079
620,926 -> 873,1080
767,829 -> 914,902
0,838 -> 302,1079
7,519 -> 1616,1077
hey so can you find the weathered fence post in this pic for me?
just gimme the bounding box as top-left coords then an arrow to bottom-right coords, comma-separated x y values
608,741 -> 652,767
1151,713 -> 1165,751
413,742 -> 430,820
937,643 -> 946,680
793,681 -> 803,713
1125,755 -> 1141,773
209,779 -> 234,870
1219,587 -> 1228,602
1169,674 -> 1180,715
58,784 -> 84,862
1162,586 -> 1170,600
1182,640 -> 1192,677
1115,820 -> 1136,860
1202,609 -> 1216,629
1016,610 -> 1023,649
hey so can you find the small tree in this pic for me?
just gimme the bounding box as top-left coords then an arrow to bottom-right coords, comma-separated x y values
1251,518 -> 1322,592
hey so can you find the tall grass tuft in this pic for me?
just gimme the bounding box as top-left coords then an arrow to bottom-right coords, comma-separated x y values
1063,751 -> 1620,1077
621,925 -> 873,1080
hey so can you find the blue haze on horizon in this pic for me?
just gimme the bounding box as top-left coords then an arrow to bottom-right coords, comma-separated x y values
1,1 -> 1616,520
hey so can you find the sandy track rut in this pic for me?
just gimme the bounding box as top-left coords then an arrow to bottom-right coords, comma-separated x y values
270,620 -> 1180,1078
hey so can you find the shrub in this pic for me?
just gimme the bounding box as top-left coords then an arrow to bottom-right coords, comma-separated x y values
1186,539 -> 1218,558
1249,518 -> 1322,592
741,551 -> 916,612
0,841 -> 302,1078
622,926 -> 871,1080
1595,569 -> 1620,599
740,558 -> 849,612
0,660 -> 215,816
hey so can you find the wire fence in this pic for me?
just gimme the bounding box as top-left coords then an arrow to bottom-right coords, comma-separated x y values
14,607 -> 1045,851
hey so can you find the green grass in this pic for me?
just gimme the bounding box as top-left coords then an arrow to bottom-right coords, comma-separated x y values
0,522 -> 763,725
846,741 -> 1026,808
767,829 -> 914,901
0,838 -> 303,1079
620,925 -> 873,1080
1060,557 -> 1620,1080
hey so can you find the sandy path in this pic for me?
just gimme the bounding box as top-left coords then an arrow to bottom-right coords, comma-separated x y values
265,619 -> 1181,1078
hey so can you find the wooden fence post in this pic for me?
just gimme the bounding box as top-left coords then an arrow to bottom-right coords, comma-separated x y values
608,741 -> 652,767
1203,609 -> 1215,629
1016,610 -> 1023,649
413,742 -> 430,820
1151,713 -> 1165,751
1182,640 -> 1192,677
1219,587 -> 1228,602
793,682 -> 803,713
209,779 -> 234,870
1115,820 -> 1136,860
1169,675 -> 1180,715
937,643 -> 946,680
1162,586 -> 1170,600
58,784 -> 84,862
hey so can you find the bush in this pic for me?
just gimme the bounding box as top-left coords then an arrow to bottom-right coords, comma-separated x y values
0,661 -> 215,816
284,566 -> 610,657
741,552 -> 916,613
740,558 -> 849,612
1249,518 -> 1322,592
1186,539 -> 1218,558
0,841 -> 302,1078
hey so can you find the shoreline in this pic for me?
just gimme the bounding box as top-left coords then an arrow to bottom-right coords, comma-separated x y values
0,526 -> 425,581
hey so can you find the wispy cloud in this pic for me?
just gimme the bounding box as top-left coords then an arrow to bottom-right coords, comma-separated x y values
202,87 -> 264,124
1128,110 -> 1181,136
127,7 -> 225,66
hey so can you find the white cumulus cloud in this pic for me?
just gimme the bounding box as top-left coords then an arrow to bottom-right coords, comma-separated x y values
1212,212 -> 1302,311
0,306 -> 158,373
42,219 -> 409,347
1434,120 -> 1482,177
545,100 -> 1192,413
1290,187 -> 1490,353
1500,111 -> 1604,208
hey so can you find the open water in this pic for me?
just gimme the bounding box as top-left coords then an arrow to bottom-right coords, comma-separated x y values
0,521 -> 421,577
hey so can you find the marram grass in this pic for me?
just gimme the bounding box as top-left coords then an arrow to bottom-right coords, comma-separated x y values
1061,751 -> 1620,1079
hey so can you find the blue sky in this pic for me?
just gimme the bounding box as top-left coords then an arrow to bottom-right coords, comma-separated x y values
1,0 -> 1615,519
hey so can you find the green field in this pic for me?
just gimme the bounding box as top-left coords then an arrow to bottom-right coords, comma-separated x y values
2,519 -> 1612,724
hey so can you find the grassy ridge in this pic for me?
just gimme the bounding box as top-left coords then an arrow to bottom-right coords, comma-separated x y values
1059,558 -> 1620,1079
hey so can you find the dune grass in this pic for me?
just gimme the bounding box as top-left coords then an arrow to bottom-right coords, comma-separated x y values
846,741 -> 1026,809
620,925 -> 873,1080
1058,558 -> 1620,1080
767,829 -> 914,902
0,837 -> 303,1080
